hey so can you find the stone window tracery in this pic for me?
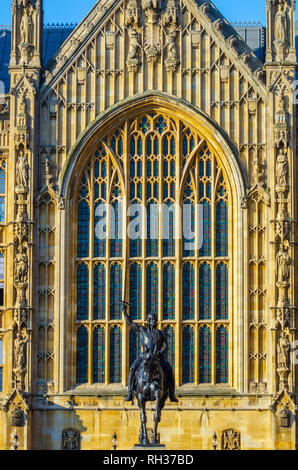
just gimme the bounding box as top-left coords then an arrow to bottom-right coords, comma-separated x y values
74,112 -> 230,387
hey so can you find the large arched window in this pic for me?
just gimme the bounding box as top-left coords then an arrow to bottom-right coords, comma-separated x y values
74,112 -> 230,387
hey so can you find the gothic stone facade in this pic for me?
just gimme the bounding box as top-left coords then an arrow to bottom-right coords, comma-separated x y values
0,0 -> 297,450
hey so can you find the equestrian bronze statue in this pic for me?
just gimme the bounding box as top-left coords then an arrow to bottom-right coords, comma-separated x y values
121,301 -> 178,446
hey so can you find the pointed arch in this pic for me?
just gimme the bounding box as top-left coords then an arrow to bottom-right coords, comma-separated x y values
63,92 -> 247,391
60,92 -> 247,204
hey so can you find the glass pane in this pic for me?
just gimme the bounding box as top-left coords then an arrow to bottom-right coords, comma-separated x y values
77,264 -> 89,320
182,326 -> 195,384
216,201 -> 228,257
76,326 -> 88,384
93,326 -> 105,383
77,201 -> 90,258
216,263 -> 228,320
94,202 -> 106,257
199,201 -> 211,257
93,263 -> 105,320
163,263 -> 175,320
199,263 -> 211,320
146,263 -> 158,314
182,262 -> 195,320
216,326 -> 228,384
110,326 -> 122,383
129,263 -> 142,320
199,326 -> 211,383
110,201 -> 122,257
110,263 -> 122,320
147,203 -> 158,257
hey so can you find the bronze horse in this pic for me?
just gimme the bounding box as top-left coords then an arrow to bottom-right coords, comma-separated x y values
122,302 -> 177,446
134,341 -> 170,445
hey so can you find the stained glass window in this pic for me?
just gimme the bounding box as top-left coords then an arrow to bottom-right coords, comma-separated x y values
94,263 -> 105,320
77,264 -> 89,320
216,200 -> 228,257
163,201 -> 175,257
129,263 -> 142,320
111,200 -> 122,257
93,326 -> 105,383
77,201 -> 90,258
164,326 -> 175,371
216,262 -> 228,320
199,201 -> 211,257
146,262 -> 158,314
94,202 -> 106,257
75,113 -> 230,387
182,263 -> 195,320
183,200 -> 195,258
110,326 -> 122,383
182,326 -> 195,384
199,263 -> 211,320
199,326 -> 211,383
76,326 -> 88,384
129,207 -> 142,258
163,263 -> 175,320
147,202 -> 158,257
216,326 -> 228,383
110,263 -> 122,320
129,329 -> 142,367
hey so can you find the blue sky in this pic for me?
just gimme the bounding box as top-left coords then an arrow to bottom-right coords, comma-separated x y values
0,0 -> 297,26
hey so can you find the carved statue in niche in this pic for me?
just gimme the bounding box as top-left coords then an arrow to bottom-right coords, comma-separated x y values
276,151 -> 288,186
251,159 -> 264,187
126,0 -> 141,70
165,29 -> 177,61
16,151 -> 29,189
276,242 -> 291,284
277,331 -> 290,370
275,3 -> 288,45
14,331 -> 28,373
277,89 -> 286,115
62,429 -> 81,450
126,0 -> 139,27
20,7 -> 33,45
14,245 -> 28,286
163,0 -> 179,71
127,28 -> 142,62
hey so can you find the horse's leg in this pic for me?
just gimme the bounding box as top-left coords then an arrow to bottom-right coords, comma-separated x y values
138,396 -> 149,446
152,390 -> 161,445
